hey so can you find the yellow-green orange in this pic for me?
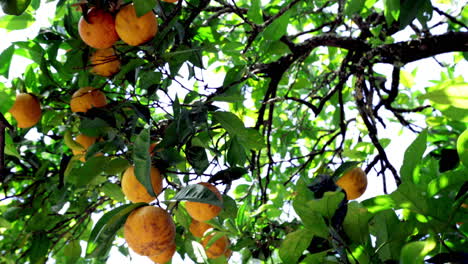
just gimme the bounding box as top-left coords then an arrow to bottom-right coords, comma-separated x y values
124,206 -> 176,256
8,93 -> 42,128
121,166 -> 163,203
70,87 -> 107,113
115,4 -> 158,46
185,182 -> 223,222
336,167 -> 367,200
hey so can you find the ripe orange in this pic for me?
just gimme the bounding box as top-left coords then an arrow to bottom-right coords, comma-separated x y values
90,48 -> 121,77
115,4 -> 158,46
201,232 -> 229,259
8,93 -> 42,128
71,134 -> 97,161
185,182 -> 223,222
336,167 -> 367,200
78,8 -> 119,49
121,166 -> 163,203
148,243 -> 176,264
70,87 -> 107,113
189,219 -> 212,238
124,206 -> 176,256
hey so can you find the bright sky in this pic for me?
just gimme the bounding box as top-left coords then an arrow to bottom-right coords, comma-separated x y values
1,2 -> 467,264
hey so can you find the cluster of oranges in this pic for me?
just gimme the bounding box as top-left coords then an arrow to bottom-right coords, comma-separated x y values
121,176 -> 230,263
7,1 -> 163,128
79,3 -> 159,77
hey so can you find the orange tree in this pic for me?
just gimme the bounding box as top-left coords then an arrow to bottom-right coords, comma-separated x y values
0,0 -> 467,263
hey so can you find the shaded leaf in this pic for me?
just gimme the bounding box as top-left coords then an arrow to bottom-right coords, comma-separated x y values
133,128 -> 155,196
186,146 -> 209,175
172,184 -> 224,208
86,203 -> 146,258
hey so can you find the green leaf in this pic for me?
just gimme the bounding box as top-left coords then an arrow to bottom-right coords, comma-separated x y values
101,182 -> 125,202
213,111 -> 245,135
133,0 -> 156,17
213,111 -> 265,151
186,146 -> 209,175
383,0 -> 400,24
103,157 -> 130,175
0,45 -> 14,78
0,0 -> 31,15
343,202 -> 372,244
222,65 -> 247,87
400,130 -> 427,184
457,129 -> 468,167
293,177 -> 329,238
345,0 -> 366,16
399,0 -> 432,28
0,12 -> 34,30
66,156 -> 109,186
227,136 -> 247,166
28,233 -> 50,264
390,182 -> 429,215
420,83 -> 468,109
238,128 -> 265,151
369,210 -> 411,261
86,203 -> 146,258
4,132 -> 20,158
263,10 -> 291,41
172,184 -> 224,208
307,191 -> 345,220
279,228 -> 313,264
133,128 -> 155,197
247,0 -> 263,24
219,195 -> 238,220
400,240 -> 436,264
63,240 -> 81,263
79,118 -> 111,137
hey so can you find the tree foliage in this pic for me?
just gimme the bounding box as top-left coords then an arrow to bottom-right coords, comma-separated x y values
0,0 -> 467,263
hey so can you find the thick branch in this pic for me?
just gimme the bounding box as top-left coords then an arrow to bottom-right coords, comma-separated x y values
371,31 -> 468,64
0,113 -> 13,180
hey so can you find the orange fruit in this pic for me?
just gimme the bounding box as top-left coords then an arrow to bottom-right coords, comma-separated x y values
124,206 -> 176,256
185,182 -> 223,222
8,93 -> 41,128
201,232 -> 229,259
336,167 -> 367,200
70,87 -> 107,113
78,8 -> 119,49
189,219 -> 212,238
225,249 -> 232,259
71,134 -> 97,161
121,166 -> 163,203
115,4 -> 158,46
90,48 -> 121,77
148,243 -> 176,264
